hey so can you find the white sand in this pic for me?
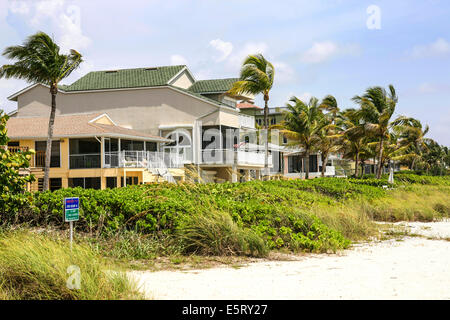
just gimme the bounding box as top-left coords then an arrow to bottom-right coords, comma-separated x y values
130,221 -> 450,300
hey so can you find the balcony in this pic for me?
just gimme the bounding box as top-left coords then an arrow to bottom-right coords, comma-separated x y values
201,149 -> 273,167
104,151 -> 184,169
7,146 -> 46,168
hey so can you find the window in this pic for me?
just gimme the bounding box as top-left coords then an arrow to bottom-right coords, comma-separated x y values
106,177 -> 117,188
120,176 -> 139,187
68,177 -> 101,189
288,156 -> 302,173
37,178 -> 62,191
35,141 -> 60,167
309,154 -> 318,172
69,139 -> 101,169
7,141 -> 19,147
164,130 -> 192,162
222,98 -> 237,108
270,117 -> 276,125
50,178 -> 62,191
282,135 -> 288,144
122,140 -> 144,151
146,142 -> 157,152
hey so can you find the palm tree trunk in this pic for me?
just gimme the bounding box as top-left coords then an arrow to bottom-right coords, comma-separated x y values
376,137 -> 384,179
305,150 -> 310,179
43,86 -> 57,191
321,152 -> 329,177
263,93 -> 269,180
411,158 -> 416,171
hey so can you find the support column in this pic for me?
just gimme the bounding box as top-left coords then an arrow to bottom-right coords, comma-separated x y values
256,169 -> 261,180
245,169 -> 251,182
231,165 -> 238,183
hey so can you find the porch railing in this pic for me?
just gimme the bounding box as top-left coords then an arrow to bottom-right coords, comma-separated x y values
103,151 -> 184,169
201,149 -> 273,166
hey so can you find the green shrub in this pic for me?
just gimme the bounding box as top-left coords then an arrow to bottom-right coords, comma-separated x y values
176,211 -> 268,257
0,111 -> 34,218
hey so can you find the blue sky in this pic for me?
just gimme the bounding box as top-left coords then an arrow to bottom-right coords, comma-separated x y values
0,0 -> 449,145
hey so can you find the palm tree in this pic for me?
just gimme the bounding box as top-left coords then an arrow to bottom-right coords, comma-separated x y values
396,118 -> 430,170
275,96 -> 326,179
352,85 -> 407,179
319,95 -> 340,122
318,95 -> 341,177
228,54 -> 274,177
0,32 -> 82,190
340,109 -> 368,177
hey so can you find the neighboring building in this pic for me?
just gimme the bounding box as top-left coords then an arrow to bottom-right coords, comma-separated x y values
6,65 -> 276,189
238,102 -> 337,178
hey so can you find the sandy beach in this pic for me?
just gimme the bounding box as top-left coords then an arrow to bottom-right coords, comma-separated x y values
130,221 -> 450,300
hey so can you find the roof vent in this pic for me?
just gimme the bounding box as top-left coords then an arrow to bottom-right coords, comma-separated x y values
145,67 -> 158,71
105,70 -> 118,74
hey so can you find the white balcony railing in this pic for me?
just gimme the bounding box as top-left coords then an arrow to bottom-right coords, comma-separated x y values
201,149 -> 272,167
104,151 -> 184,169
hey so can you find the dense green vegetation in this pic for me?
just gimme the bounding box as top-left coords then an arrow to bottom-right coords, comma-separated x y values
0,111 -> 35,217
2,175 -> 449,260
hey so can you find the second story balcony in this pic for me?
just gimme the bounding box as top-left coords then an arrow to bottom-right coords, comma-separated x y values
201,149 -> 273,167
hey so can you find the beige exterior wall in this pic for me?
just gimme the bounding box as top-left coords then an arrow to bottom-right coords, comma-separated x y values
15,84 -> 240,136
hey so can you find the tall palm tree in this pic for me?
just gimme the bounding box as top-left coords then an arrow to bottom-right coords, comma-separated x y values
318,95 -> 341,177
228,54 -> 274,177
396,118 -> 430,170
0,32 -> 82,191
275,96 -> 326,179
340,109 -> 368,177
352,85 -> 407,179
319,95 -> 340,123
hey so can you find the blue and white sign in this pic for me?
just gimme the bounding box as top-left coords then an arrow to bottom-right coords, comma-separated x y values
64,197 -> 80,222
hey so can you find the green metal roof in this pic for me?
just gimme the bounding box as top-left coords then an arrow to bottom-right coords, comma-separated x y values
170,85 -> 230,108
62,65 -> 186,91
188,78 -> 239,93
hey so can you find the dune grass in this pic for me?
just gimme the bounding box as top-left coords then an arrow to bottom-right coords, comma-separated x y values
0,230 -> 142,300
360,185 -> 450,222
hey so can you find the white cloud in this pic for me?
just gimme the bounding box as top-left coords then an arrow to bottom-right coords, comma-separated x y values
273,61 -> 294,83
300,41 -> 361,64
58,5 -> 91,52
170,54 -> 188,66
209,39 -> 233,62
417,82 -> 450,94
228,41 -> 268,68
9,1 -> 30,15
30,0 -> 65,26
11,1 -> 92,53
298,92 -> 313,103
418,83 -> 437,94
411,38 -> 450,59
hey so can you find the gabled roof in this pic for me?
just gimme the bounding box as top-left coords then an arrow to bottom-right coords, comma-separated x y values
6,113 -> 171,142
64,65 -> 186,92
188,78 -> 239,94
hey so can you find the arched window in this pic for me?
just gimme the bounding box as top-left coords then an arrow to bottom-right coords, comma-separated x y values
164,129 -> 192,163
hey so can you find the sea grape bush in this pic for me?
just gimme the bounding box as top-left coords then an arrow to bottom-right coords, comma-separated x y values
2,174 -> 448,253
0,111 -> 35,218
